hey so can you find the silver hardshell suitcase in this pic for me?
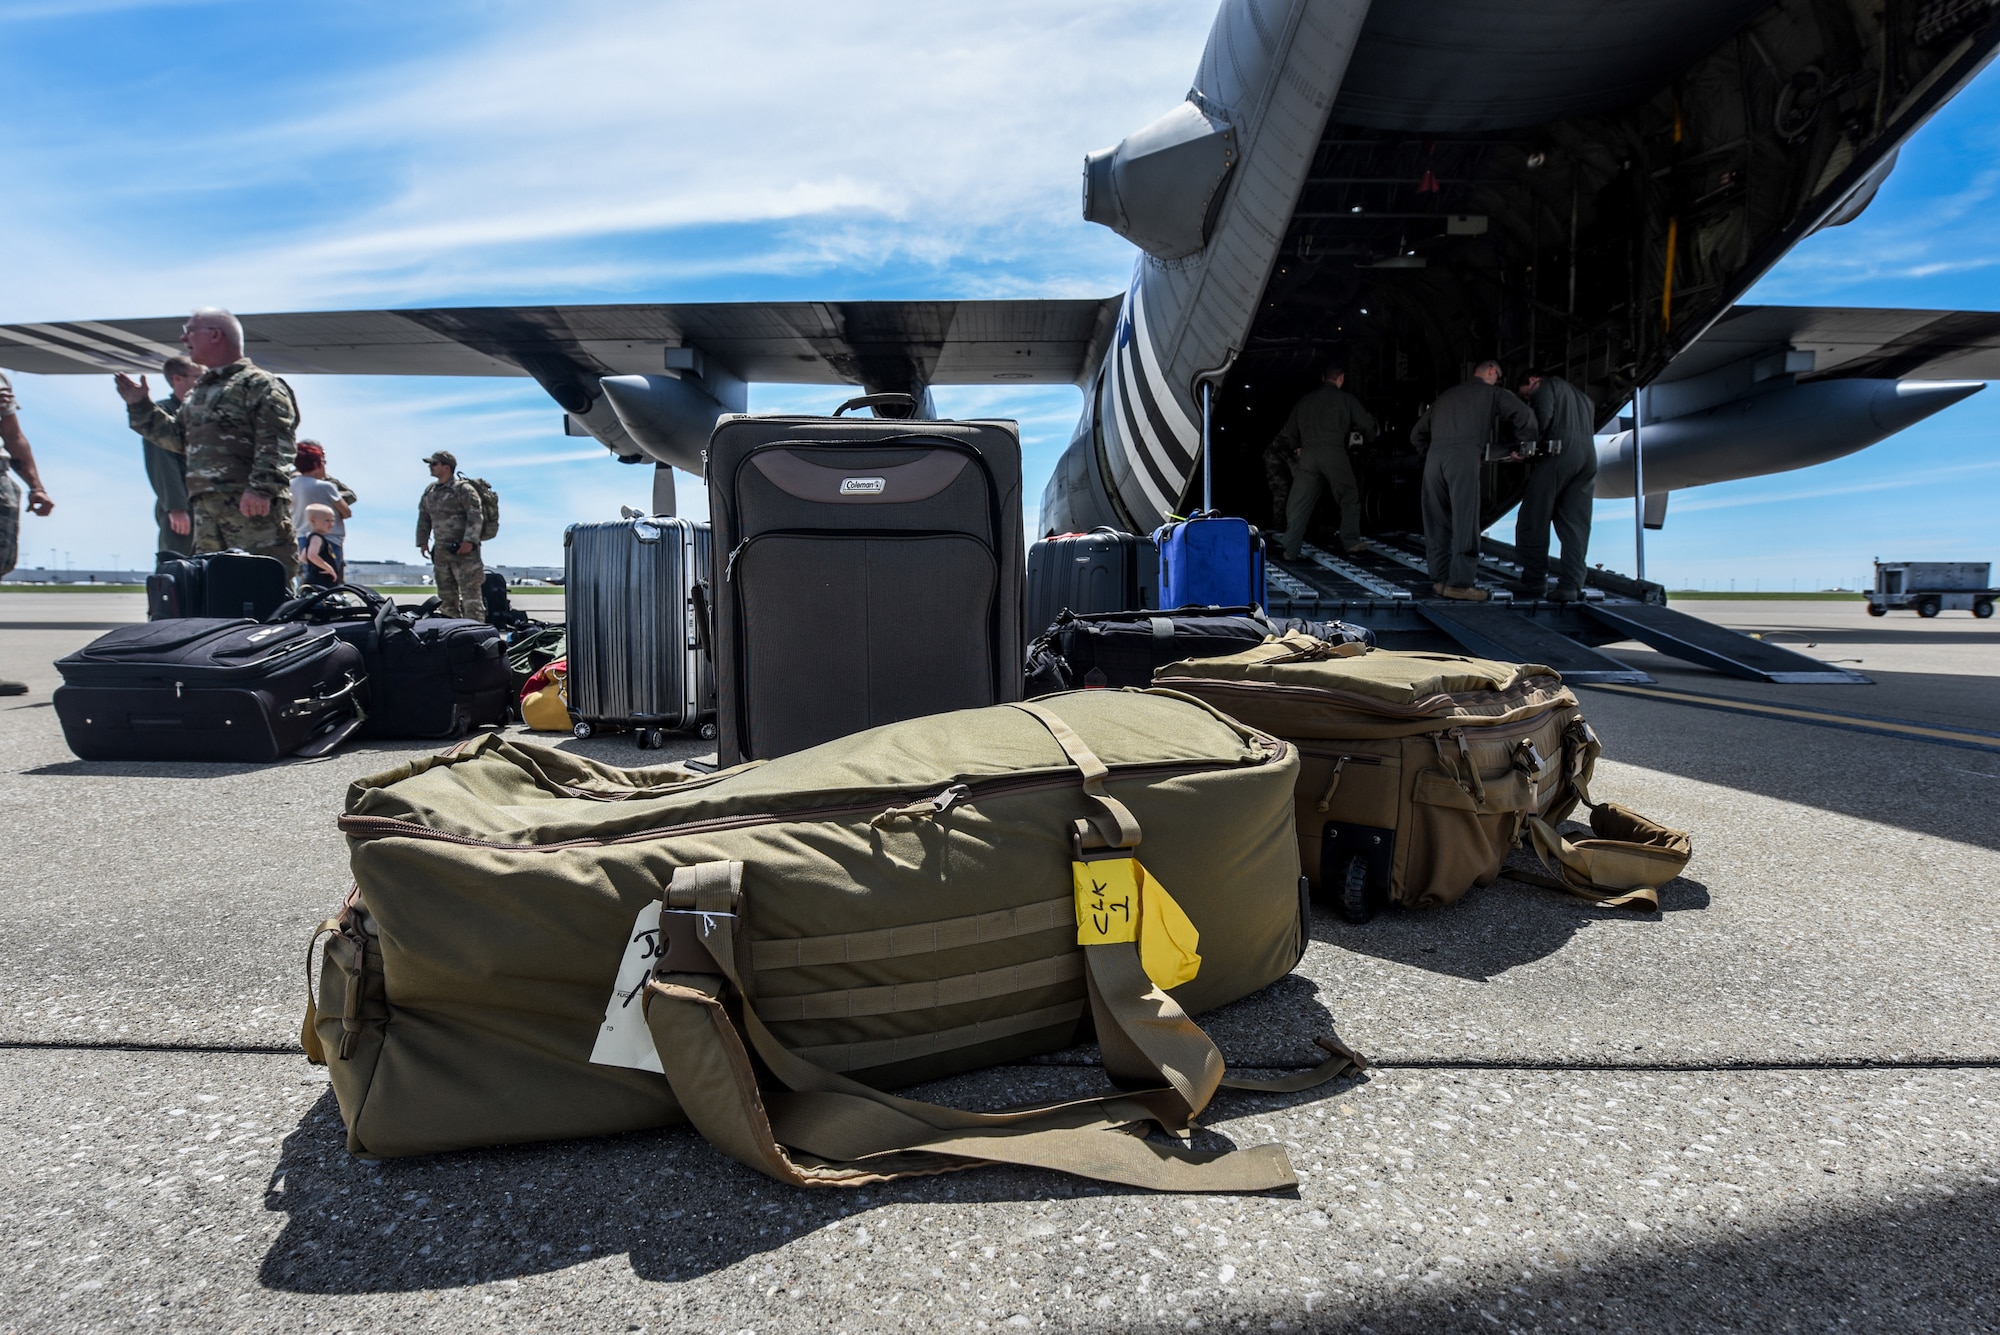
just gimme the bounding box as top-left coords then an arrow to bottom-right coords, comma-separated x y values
562,514 -> 716,747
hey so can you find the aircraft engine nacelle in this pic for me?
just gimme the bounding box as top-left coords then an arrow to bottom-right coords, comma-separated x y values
1083,100 -> 1238,261
598,359 -> 747,475
1594,377 -> 1983,499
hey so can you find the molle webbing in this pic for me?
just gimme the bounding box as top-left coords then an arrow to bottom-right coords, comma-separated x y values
751,895 -> 1074,972
756,953 -> 1085,1023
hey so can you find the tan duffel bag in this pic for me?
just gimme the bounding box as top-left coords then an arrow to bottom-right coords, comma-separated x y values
303,687 -> 1363,1191
1155,636 -> 1690,920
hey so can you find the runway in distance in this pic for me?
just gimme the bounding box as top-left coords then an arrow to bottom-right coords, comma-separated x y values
3,0 -> 1998,534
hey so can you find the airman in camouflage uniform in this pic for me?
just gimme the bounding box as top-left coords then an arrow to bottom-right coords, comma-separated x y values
416,450 -> 486,622
116,309 -> 300,579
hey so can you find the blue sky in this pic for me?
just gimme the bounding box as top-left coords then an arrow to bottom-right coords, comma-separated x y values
1,0 -> 1994,589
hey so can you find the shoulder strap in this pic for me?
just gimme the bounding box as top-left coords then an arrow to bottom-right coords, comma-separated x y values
1517,802 -> 1692,911
641,862 -> 1310,1192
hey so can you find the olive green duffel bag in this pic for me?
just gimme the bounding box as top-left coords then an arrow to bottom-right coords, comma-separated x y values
303,687 -> 1362,1191
1156,636 -> 1690,921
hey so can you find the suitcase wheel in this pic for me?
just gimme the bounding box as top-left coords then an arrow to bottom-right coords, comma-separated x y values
572,721 -> 595,740
638,728 -> 667,750
1335,854 -> 1375,925
698,722 -> 718,742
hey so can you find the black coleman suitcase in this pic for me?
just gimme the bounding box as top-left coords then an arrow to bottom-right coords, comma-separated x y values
268,584 -> 511,738
1025,608 -> 1375,695
53,619 -> 363,762
563,515 -> 715,747
708,394 -> 1024,766
147,550 -> 290,621
1026,527 -> 1159,635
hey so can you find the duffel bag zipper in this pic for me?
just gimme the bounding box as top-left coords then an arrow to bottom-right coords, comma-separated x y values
336,747 -> 1286,852
1163,677 -> 1563,721
1293,746 -> 1385,813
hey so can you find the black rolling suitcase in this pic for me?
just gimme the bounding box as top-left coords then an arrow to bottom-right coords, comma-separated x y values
1025,527 -> 1158,635
53,619 -> 363,762
708,393 -> 1024,766
563,514 -> 715,747
147,550 -> 290,621
268,584 -> 511,739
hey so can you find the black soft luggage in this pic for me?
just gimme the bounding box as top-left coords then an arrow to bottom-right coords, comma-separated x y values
147,550 -> 290,621
1025,608 -> 1375,694
269,584 -> 511,738
1026,527 -> 1158,633
707,394 -> 1024,766
563,515 -> 715,747
53,619 -> 363,762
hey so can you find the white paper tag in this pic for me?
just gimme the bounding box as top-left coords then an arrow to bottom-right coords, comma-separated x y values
588,901 -> 666,1074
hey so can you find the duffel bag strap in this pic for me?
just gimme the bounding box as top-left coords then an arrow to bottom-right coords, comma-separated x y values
1519,803 -> 1693,911
1004,700 -> 1142,851
1004,702 -> 1363,1104
642,862 -> 1299,1193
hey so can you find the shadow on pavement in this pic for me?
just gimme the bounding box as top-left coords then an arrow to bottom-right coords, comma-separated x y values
1579,670 -> 2000,852
1122,1181 -> 2000,1333
1314,846 -> 1711,983
258,1056 -> 1366,1295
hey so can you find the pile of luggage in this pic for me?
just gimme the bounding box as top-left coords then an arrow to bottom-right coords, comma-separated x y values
294,396 -> 1692,1195
52,550 -> 517,762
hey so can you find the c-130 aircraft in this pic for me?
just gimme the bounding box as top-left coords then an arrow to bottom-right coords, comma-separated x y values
4,0 -> 1998,573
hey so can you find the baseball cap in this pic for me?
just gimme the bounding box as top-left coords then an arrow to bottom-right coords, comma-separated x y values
423,450 -> 457,468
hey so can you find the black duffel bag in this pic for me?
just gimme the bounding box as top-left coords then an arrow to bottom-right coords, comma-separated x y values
268,584 -> 511,739
1025,606 -> 1373,695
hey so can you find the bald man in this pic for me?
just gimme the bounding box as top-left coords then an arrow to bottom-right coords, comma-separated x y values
114,307 -> 301,578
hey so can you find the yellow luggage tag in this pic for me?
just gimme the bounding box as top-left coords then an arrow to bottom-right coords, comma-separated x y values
1072,851 -> 1202,990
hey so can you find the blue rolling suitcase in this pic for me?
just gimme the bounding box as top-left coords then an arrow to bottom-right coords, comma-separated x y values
1154,513 -> 1265,610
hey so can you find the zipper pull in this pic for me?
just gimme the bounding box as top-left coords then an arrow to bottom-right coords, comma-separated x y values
870,783 -> 971,828
1452,728 -> 1488,803
175,680 -> 184,700
1315,756 -> 1348,814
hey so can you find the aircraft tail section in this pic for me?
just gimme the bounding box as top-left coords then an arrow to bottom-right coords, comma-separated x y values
1043,0 -> 1374,534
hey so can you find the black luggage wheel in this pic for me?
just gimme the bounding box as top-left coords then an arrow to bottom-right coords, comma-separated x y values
698,722 -> 718,741
1322,821 -> 1395,925
572,721 -> 595,740
638,728 -> 669,750
1336,855 -> 1374,924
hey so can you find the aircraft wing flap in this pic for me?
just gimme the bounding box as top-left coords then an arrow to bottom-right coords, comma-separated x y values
1661,304 -> 2000,383
0,297 -> 1121,387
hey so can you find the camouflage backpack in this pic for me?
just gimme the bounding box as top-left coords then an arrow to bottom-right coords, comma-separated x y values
465,476 -> 500,541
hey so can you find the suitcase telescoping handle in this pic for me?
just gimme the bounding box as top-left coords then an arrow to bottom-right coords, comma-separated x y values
832,392 -> 920,418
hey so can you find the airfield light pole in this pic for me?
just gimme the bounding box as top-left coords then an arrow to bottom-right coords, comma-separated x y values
1631,387 -> 1647,583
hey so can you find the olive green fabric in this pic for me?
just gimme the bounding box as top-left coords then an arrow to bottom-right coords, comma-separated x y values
309,688 -> 1313,1161
1158,638 -> 1599,908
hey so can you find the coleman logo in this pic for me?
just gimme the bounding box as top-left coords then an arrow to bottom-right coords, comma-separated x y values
839,476 -> 887,495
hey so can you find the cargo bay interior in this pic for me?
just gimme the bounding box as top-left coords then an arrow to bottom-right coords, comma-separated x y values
1203,0 -> 1967,540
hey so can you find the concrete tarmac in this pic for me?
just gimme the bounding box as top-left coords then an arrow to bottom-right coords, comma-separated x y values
2,594 -> 1997,1332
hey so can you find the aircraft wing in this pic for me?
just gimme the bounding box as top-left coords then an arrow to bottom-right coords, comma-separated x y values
1660,305 -> 2000,385
0,297 -> 1122,390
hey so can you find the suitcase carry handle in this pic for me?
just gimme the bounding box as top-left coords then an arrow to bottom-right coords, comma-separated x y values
690,580 -> 713,658
831,392 -> 919,417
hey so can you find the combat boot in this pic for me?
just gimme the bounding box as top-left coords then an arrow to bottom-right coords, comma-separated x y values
1434,583 -> 1491,602
1546,584 -> 1581,603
